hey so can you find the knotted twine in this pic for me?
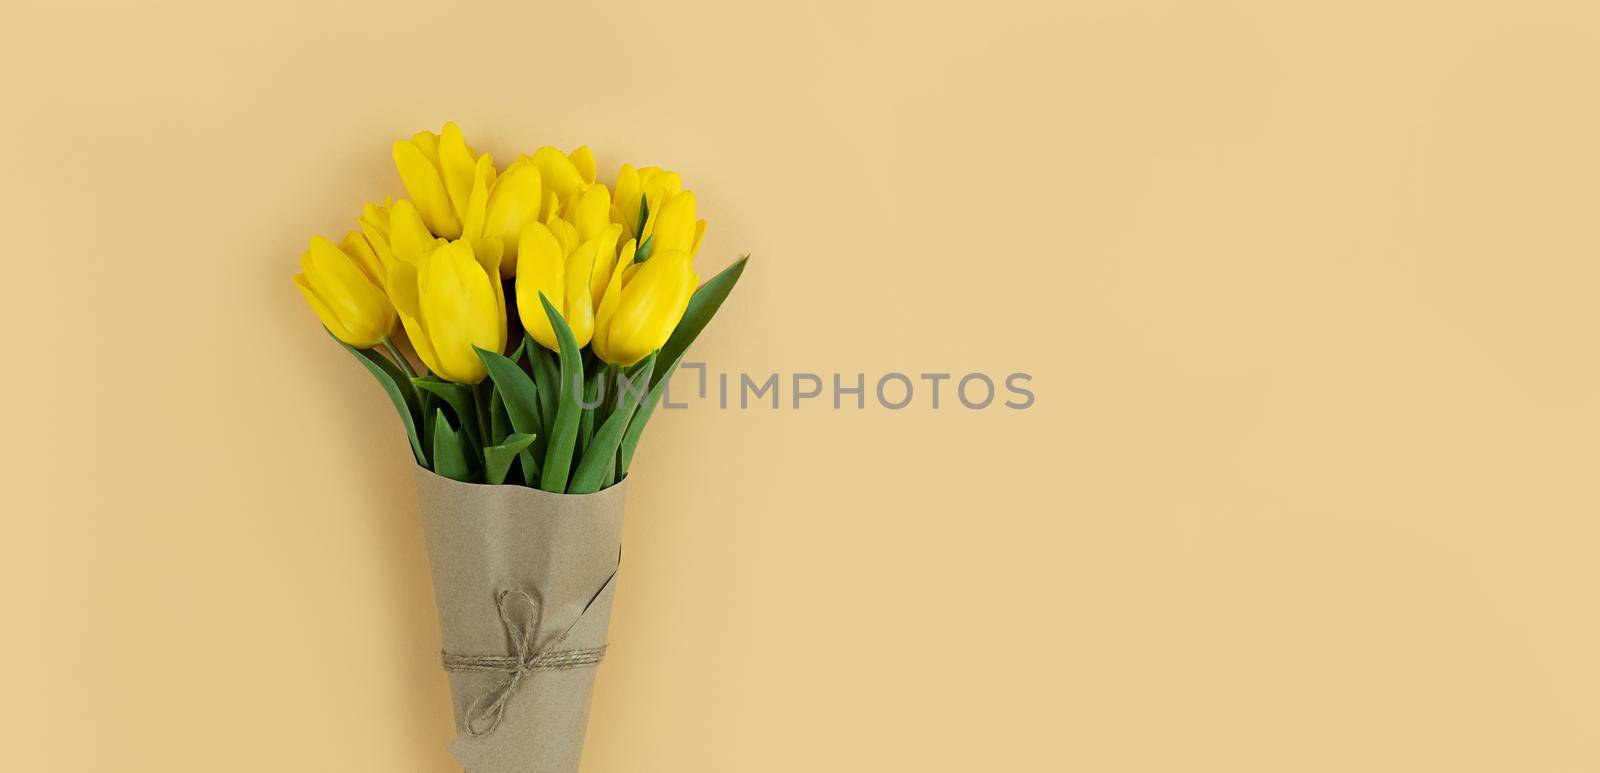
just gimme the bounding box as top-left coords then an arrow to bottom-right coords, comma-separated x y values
442,587 -> 609,737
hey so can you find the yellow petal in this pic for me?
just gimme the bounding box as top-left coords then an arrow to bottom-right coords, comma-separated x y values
651,191 -> 698,255
515,222 -> 567,351
358,202 -> 398,274
300,237 -> 395,348
388,200 -> 436,264
393,140 -> 461,238
438,122 -> 479,227
418,240 -> 498,383
588,224 -> 624,306
306,237 -> 377,304
564,241 -> 598,348
385,260 -> 444,377
638,170 -> 684,239
359,200 -> 392,236
409,131 -> 441,167
572,184 -> 612,244
613,164 -> 643,234
461,153 -> 494,241
295,273 -> 359,345
536,189 -> 558,224
483,160 -> 543,273
547,217 -> 579,257
591,238 -> 635,364
615,237 -> 638,278
339,231 -> 384,285
557,188 -> 581,222
467,226 -> 507,349
604,248 -> 694,365
568,146 -> 596,185
531,146 -> 585,202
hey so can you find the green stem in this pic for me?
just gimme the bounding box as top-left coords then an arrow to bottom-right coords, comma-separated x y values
598,364 -> 619,428
380,336 -> 417,380
474,381 -> 493,446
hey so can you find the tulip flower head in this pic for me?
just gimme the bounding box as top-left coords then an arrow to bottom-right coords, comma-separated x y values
384,238 -> 506,384
294,235 -> 397,348
591,244 -> 698,366
515,219 -> 584,349
613,165 -> 706,254
515,161 -> 704,362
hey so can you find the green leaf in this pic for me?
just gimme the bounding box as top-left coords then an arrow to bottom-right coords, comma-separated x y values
571,352 -> 656,494
529,343 -> 559,436
538,293 -> 584,493
336,338 -> 426,465
636,196 -> 650,235
618,384 -> 658,475
635,234 -> 655,262
431,410 -> 473,482
508,335 -> 538,436
477,346 -> 543,484
414,377 -> 483,465
483,432 -> 537,485
418,390 -> 437,456
413,378 -> 473,424
577,366 -> 603,456
488,384 -> 511,445
510,337 -> 529,375
527,342 -> 557,470
620,256 -> 749,474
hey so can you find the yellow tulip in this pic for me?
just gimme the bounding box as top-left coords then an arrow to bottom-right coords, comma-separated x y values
591,244 -> 698,366
392,124 -> 470,238
528,145 -> 593,207
570,183 -> 613,244
565,185 -> 625,298
385,238 -> 506,384
612,164 -> 707,256
516,219 -> 598,351
612,164 -> 678,232
294,235 -> 396,348
646,189 -> 704,257
352,198 -> 398,281
394,123 -> 565,278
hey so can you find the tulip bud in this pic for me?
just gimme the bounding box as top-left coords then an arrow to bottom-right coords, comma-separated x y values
591,246 -> 697,366
612,164 -> 706,256
294,235 -> 397,348
385,239 -> 506,384
393,129 -> 463,239
516,220 -> 597,352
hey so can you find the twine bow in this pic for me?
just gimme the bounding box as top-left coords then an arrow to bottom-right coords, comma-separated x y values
441,587 -> 608,737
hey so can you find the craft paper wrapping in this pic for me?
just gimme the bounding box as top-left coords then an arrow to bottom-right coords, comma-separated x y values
414,466 -> 626,773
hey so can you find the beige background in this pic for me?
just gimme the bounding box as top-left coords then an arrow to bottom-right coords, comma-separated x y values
6,0 -> 1600,770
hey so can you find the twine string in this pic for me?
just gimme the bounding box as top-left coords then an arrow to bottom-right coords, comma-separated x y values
441,587 -> 608,737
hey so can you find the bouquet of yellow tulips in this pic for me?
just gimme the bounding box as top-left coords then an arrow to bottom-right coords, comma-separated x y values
296,122 -> 745,492
293,123 -> 745,772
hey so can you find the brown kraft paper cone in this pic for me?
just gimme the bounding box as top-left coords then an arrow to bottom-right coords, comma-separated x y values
413,466 -> 626,773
